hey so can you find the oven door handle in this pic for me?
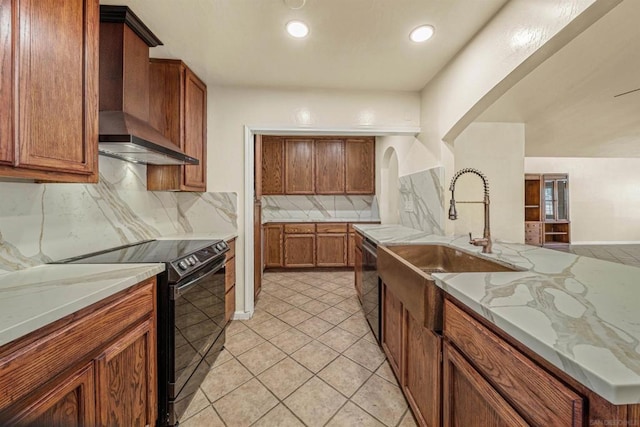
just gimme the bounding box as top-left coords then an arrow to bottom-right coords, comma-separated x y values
172,258 -> 226,300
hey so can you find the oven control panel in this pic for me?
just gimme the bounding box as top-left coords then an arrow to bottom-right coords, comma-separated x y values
172,241 -> 229,274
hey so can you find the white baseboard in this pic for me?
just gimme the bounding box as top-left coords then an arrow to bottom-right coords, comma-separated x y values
571,241 -> 640,245
232,311 -> 253,320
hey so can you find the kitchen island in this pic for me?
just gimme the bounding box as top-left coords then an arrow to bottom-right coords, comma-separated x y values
355,223 -> 640,425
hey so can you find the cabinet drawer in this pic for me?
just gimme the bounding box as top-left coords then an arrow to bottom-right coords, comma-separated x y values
444,300 -> 584,427
284,224 -> 315,234
316,223 -> 348,233
525,222 -> 541,230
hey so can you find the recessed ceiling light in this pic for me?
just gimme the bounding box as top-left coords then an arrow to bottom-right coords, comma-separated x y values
286,20 -> 309,38
410,25 -> 435,43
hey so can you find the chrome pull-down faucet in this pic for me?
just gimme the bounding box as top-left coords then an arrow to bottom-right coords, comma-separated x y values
448,168 -> 492,254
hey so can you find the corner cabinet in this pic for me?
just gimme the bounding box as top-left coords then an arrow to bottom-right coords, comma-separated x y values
0,0 -> 99,182
147,59 -> 207,191
0,278 -> 157,426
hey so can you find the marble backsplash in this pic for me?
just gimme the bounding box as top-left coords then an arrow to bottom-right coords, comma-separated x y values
398,167 -> 444,234
262,195 -> 379,222
0,156 -> 237,273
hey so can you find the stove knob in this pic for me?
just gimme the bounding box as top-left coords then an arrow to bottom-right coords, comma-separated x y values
178,261 -> 188,270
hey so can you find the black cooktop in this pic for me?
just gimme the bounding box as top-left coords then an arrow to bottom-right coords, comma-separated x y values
59,239 -> 222,264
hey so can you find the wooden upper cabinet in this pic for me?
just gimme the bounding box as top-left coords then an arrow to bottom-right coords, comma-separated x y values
183,68 -> 207,190
147,59 -> 207,191
0,0 -> 99,182
285,139 -> 315,194
0,0 -> 11,165
262,136 -> 285,195
346,138 -> 375,194
260,136 -> 374,195
315,140 -> 345,194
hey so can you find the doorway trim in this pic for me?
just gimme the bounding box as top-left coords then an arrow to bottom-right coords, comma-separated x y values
242,125 -> 419,318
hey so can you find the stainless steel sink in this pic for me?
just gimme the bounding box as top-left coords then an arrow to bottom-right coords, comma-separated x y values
377,244 -> 517,332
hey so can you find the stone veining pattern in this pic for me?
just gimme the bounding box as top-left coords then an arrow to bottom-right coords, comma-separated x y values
262,195 -> 379,223
398,167 -> 444,234
355,224 -> 640,405
0,157 -> 237,273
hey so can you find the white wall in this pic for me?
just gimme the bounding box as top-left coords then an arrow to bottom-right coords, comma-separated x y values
454,123 -> 525,243
525,157 -> 640,244
207,86 -> 420,314
416,0 -> 618,238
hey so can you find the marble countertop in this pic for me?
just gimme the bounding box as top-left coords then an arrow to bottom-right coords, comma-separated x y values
156,231 -> 238,241
0,263 -> 164,347
0,231 -> 238,348
263,218 -> 381,224
354,224 -> 640,405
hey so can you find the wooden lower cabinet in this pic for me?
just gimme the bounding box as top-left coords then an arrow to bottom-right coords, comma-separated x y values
443,341 -> 528,427
8,362 -> 96,426
316,233 -> 347,267
0,278 -> 157,426
381,282 -> 403,378
444,299 -> 584,427
225,238 -> 236,321
264,224 -> 284,268
348,232 -> 356,267
354,244 -> 363,301
284,234 -> 316,267
96,320 -> 156,427
404,312 -> 441,427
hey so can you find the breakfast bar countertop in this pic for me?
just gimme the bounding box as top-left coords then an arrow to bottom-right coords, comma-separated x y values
354,223 -> 640,405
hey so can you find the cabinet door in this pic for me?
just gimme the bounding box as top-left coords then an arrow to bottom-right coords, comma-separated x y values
14,0 -> 98,180
264,224 -> 284,267
382,283 -> 403,378
4,362 -> 96,426
262,137 -> 285,194
284,234 -> 315,267
183,68 -> 207,190
354,245 -> 363,301
347,232 -> 356,267
315,139 -> 345,194
316,233 -> 347,267
0,0 -> 11,165
285,139 -> 314,194
95,320 -> 156,427
443,342 -> 529,427
404,311 -> 441,427
345,138 -> 374,194
225,257 -> 236,321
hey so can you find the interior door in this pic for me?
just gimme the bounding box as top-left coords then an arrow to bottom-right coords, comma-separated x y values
254,134 -> 263,299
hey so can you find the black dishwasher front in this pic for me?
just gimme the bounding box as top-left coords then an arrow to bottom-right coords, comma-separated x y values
362,239 -> 380,343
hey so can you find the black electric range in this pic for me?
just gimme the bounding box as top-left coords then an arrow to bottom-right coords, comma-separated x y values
58,239 -> 229,426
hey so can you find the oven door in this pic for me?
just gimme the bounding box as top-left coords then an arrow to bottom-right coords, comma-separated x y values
171,258 -> 226,424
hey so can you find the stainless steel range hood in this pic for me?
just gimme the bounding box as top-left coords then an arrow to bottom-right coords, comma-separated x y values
99,6 -> 198,166
99,111 -> 198,165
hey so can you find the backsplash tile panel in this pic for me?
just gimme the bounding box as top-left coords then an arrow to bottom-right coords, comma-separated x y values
262,195 -> 379,223
398,167 -> 444,234
0,157 -> 237,272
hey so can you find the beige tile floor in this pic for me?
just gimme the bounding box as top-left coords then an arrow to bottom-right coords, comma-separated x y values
179,270 -> 417,427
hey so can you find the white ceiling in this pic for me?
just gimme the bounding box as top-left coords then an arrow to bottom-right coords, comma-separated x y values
477,0 -> 640,158
100,0 -> 507,91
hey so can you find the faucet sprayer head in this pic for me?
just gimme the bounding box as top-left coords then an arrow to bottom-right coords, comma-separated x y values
448,198 -> 457,220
